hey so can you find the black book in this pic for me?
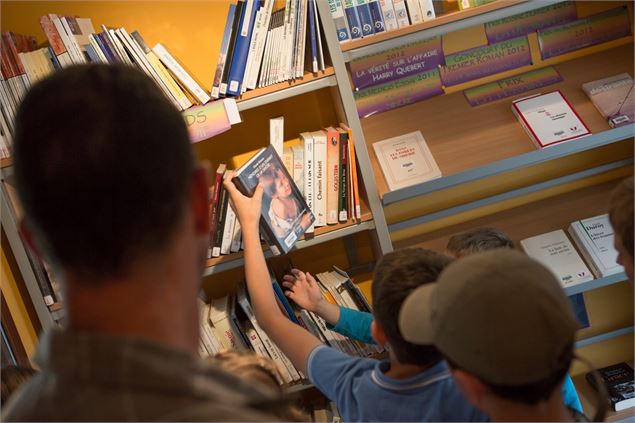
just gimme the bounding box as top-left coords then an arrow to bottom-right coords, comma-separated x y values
232,145 -> 315,255
212,182 -> 229,257
587,362 -> 635,411
220,0 -> 245,97
337,128 -> 348,222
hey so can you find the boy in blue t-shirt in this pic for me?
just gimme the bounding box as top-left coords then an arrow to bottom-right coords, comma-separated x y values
224,175 -> 487,422
283,227 -> 583,415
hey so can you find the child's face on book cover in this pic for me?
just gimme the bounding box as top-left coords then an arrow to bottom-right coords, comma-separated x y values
272,168 -> 292,198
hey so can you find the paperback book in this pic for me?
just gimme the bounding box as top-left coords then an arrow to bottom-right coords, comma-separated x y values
568,214 -> 624,278
586,362 -> 635,412
582,73 -> 634,128
232,145 -> 315,255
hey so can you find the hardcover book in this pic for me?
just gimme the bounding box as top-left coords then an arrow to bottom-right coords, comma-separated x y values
233,145 -> 314,255
568,213 -> 624,278
586,362 -> 635,412
520,229 -> 594,288
373,131 -> 441,192
582,73 -> 634,128
512,91 -> 591,148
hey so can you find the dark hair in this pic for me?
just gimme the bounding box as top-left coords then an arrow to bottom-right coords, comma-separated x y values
1,366 -> 37,405
447,342 -> 574,405
13,65 -> 194,279
609,177 -> 634,258
446,228 -> 515,258
372,248 -> 452,366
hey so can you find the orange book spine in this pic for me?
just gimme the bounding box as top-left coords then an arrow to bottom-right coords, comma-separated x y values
341,123 -> 361,220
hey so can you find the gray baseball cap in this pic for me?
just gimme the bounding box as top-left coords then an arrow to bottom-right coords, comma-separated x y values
399,249 -> 579,385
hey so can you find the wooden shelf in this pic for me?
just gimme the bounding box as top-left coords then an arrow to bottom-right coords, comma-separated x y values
1,157 -> 12,169
203,210 -> 374,276
340,0 -> 533,59
572,362 -> 635,422
236,68 -> 336,111
361,43 -> 635,202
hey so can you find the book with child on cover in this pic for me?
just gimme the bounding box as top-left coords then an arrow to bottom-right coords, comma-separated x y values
233,145 -> 314,255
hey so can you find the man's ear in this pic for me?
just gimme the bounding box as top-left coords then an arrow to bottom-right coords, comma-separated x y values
370,320 -> 387,347
451,368 -> 489,408
191,164 -> 210,234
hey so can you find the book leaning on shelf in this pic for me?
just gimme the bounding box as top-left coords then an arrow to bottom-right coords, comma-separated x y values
586,362 -> 635,412
582,73 -> 634,128
568,214 -> 625,278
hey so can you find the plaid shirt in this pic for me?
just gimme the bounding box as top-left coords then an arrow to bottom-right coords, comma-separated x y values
3,329 -> 277,421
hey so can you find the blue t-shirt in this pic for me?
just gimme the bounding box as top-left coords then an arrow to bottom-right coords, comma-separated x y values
308,345 -> 489,422
331,306 -> 584,414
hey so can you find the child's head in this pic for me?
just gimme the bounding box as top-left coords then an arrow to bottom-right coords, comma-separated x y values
609,177 -> 633,281
209,350 -> 308,421
371,248 -> 453,366
446,228 -> 514,258
400,250 -> 578,414
1,366 -> 37,405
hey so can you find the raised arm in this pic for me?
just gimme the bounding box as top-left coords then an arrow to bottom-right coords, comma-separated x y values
223,174 -> 321,375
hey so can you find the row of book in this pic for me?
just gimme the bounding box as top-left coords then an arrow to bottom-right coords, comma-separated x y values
198,266 -> 382,385
328,0 -> 494,43
207,121 -> 363,258
520,213 -> 624,290
211,0 -> 327,100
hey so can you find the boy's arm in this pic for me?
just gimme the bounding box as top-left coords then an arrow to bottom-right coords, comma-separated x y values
224,174 -> 321,375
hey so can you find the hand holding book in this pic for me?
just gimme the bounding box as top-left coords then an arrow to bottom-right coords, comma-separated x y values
223,170 -> 262,233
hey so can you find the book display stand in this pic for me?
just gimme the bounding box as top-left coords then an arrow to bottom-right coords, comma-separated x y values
1,1 -> 633,415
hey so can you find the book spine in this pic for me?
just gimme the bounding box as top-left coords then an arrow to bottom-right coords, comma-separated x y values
230,219 -> 243,253
338,130 -> 348,222
60,17 -> 86,63
208,170 -> 224,258
568,224 -> 603,278
417,0 -> 436,21
153,43 -> 210,104
313,131 -> 327,227
405,0 -> 423,24
88,34 -> 108,63
241,6 -> 264,94
379,0 -> 399,31
367,0 -> 386,33
307,0 -> 319,72
212,185 -> 229,257
390,0 -> 409,28
269,116 -> 284,157
292,146 -> 304,196
106,28 -> 132,65
246,0 -> 275,90
302,133 -> 315,233
212,5 -> 237,99
342,0 -> 363,39
355,0 -> 375,37
220,202 -> 237,255
326,127 -> 340,225
227,0 -> 259,96
313,0 -> 325,71
271,281 -> 301,325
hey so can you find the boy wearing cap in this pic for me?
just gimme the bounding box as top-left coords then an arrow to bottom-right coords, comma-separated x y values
399,249 -> 588,422
609,177 -> 634,282
223,174 -> 486,422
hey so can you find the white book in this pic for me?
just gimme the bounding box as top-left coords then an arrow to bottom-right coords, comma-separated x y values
106,27 -> 133,65
220,204 -> 237,255
313,0 -> 325,70
301,132 -> 315,233
568,214 -> 624,278
520,229 -> 594,288
88,34 -> 109,63
405,0 -> 423,24
269,116 -> 284,157
17,53 -> 35,85
56,16 -> 86,64
244,326 -> 284,383
208,296 -> 247,350
512,91 -> 591,149
292,145 -> 304,196
153,42 -> 211,105
379,0 -> 399,31
198,301 -> 218,356
418,0 -> 436,21
311,130 -> 327,227
246,0 -> 275,90
392,0 -> 411,27
230,219 -> 242,253
373,131 -> 441,192
296,0 -> 309,78
242,7 -> 264,95
236,285 -> 294,383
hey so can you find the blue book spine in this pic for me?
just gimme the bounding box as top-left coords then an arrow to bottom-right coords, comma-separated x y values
46,47 -> 61,70
328,0 -> 351,42
568,294 -> 590,329
96,32 -> 119,63
343,0 -> 362,39
226,0 -> 259,96
307,0 -> 318,72
355,0 -> 375,37
272,281 -> 301,325
367,0 -> 385,33
211,4 -> 237,98
84,43 -> 101,63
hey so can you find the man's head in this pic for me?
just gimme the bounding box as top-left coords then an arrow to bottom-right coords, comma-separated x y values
371,248 -> 452,366
609,177 -> 633,281
399,250 -> 578,413
446,227 -> 514,258
13,65 -> 207,281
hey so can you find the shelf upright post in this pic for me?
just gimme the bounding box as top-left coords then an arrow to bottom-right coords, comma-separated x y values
316,0 -> 393,255
0,185 -> 55,330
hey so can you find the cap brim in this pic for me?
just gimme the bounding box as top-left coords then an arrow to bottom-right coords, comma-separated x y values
399,283 -> 437,345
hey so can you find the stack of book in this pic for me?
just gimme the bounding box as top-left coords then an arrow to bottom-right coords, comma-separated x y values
211,0 -> 326,100
207,122 -> 363,259
198,265 -> 382,386
586,362 -> 635,412
0,16 -> 212,158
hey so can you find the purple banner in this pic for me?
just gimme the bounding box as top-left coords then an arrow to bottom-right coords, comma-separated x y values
485,1 -> 577,43
440,36 -> 532,87
349,36 -> 444,90
464,67 -> 563,107
538,6 -> 631,60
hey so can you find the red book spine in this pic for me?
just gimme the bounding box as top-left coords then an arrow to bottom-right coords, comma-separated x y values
39,15 -> 67,57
